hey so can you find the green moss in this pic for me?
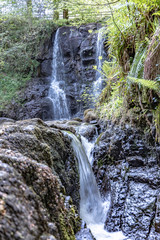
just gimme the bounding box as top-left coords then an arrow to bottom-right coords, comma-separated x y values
96,132 -> 104,146
58,213 -> 75,240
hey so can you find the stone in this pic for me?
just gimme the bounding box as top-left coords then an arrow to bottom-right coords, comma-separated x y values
78,124 -> 97,141
84,109 -> 97,123
0,119 -> 81,240
76,228 -> 95,240
126,156 -> 145,167
92,123 -> 160,239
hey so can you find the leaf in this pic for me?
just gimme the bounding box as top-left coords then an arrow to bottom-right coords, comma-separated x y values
88,29 -> 93,34
93,65 -> 97,70
127,76 -> 160,92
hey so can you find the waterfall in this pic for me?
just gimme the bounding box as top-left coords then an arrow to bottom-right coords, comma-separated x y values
48,29 -> 70,120
64,131 -> 129,240
81,135 -> 95,165
93,27 -> 105,100
65,132 -> 105,224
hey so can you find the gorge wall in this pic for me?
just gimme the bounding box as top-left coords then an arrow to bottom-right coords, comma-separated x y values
92,122 -> 160,240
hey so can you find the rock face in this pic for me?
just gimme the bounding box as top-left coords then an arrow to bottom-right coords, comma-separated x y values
92,123 -> 160,240
2,23 -> 107,121
55,24 -> 102,118
0,118 -> 80,240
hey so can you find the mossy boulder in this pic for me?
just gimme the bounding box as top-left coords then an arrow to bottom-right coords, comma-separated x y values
84,109 -> 97,123
0,118 -> 80,240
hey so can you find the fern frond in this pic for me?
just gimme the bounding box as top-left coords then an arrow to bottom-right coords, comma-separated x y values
127,76 -> 160,92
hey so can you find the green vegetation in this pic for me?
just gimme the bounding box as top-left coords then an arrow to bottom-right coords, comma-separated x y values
96,0 -> 160,142
0,0 -> 117,109
0,13 -> 56,109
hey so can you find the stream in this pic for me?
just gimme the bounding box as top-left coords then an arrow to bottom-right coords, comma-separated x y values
64,130 -> 129,240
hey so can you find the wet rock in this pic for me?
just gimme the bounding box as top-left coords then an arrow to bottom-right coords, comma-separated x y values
147,194 -> 160,239
0,117 -> 15,125
122,182 -> 157,239
41,59 -> 52,77
78,124 -> 97,141
45,120 -> 76,134
92,123 -> 160,239
76,228 -> 95,240
126,156 -> 145,167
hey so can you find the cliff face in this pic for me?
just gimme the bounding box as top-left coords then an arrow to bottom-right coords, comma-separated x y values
2,23 -> 106,121
92,122 -> 160,240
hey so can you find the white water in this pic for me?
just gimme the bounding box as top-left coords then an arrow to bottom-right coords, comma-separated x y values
48,29 -> 70,120
81,135 -> 95,165
64,131 -> 129,240
93,27 -> 105,100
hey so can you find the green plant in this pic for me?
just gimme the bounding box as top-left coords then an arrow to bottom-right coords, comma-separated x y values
0,14 -> 56,107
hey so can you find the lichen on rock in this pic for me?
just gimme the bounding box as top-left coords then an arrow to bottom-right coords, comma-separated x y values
0,118 -> 80,240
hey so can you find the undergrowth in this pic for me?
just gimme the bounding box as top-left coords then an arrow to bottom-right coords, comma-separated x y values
0,14 -> 57,109
95,0 -> 160,142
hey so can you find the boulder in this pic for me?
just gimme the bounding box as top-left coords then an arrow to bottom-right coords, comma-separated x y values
0,118 -> 81,240
84,109 -> 97,123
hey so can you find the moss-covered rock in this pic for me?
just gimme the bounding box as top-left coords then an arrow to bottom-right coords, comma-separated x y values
0,118 -> 80,240
84,109 -> 97,123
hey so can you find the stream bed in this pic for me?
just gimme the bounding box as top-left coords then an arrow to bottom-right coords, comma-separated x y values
64,130 -> 129,240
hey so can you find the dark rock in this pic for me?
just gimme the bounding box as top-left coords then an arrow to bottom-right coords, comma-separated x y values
40,59 -> 52,77
3,77 -> 53,120
92,124 -> 160,239
126,156 -> 145,167
2,24 -> 108,121
78,124 -> 97,141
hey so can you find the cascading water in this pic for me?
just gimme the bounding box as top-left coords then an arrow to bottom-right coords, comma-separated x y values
65,132 -> 105,224
93,27 -> 105,100
48,29 -> 70,120
64,131 -> 129,240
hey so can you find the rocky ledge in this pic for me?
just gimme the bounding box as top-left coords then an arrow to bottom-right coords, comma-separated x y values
0,118 -> 80,240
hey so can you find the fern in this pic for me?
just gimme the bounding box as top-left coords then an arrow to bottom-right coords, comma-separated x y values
129,44 -> 147,78
127,76 -> 160,92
